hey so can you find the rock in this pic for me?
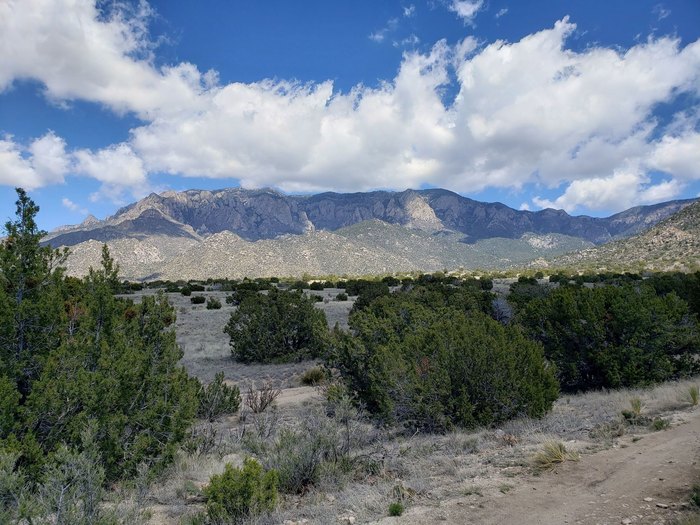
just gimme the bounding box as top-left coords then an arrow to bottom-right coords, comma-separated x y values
338,515 -> 356,524
621,519 -> 632,525
643,497 -> 653,502
655,503 -> 668,509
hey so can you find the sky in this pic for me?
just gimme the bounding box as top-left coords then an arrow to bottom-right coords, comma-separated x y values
1,0 -> 699,231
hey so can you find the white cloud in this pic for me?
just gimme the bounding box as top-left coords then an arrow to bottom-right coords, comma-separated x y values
403,5 -> 416,17
62,197 -> 88,214
1,2 -> 700,213
653,4 -> 671,21
449,0 -> 484,24
647,131 -> 700,180
393,34 -> 420,48
533,166 -> 684,213
369,18 -> 399,43
495,8 -> 508,19
74,143 -> 150,202
0,0 -> 211,119
0,132 -> 70,190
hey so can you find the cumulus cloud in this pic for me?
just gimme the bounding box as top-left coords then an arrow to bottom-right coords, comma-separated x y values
0,0 -> 212,119
0,132 -> 70,190
403,5 -> 416,17
74,143 -> 150,202
449,0 -> 484,24
647,131 -> 700,180
1,1 -> 700,213
533,166 -> 684,213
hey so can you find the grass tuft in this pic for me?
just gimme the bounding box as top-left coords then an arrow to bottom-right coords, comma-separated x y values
689,385 -> 699,407
532,441 -> 580,470
629,397 -> 643,417
650,418 -> 671,431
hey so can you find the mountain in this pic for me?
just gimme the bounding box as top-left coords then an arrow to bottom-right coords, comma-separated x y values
542,200 -> 700,272
47,187 -> 694,245
46,187 -> 697,280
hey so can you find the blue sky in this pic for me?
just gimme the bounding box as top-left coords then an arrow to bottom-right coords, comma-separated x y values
1,0 -> 699,231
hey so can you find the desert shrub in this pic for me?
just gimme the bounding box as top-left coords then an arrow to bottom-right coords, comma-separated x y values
203,458 -> 278,524
309,281 -> 325,291
349,281 -> 390,311
0,424 -> 116,525
692,484 -> 700,507
329,297 -> 558,432
225,288 -> 259,306
382,276 -> 401,286
180,286 -> 192,296
301,366 -> 326,386
189,283 -> 206,292
225,288 -> 329,363
388,502 -> 404,516
290,280 -> 307,291
206,297 -> 222,310
508,280 -> 551,312
589,419 -> 626,442
335,292 -> 348,301
197,372 -> 241,422
517,284 -> 700,392
245,381 -> 281,413
646,271 -> 700,317
191,295 -> 206,304
247,410 -> 359,494
689,385 -> 699,406
650,418 -> 670,431
310,294 -> 324,303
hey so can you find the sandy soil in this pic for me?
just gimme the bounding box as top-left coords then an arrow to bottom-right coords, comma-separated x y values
375,409 -> 700,525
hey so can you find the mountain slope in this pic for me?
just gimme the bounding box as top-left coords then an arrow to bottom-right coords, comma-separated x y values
62,220 -> 593,280
52,187 -> 697,280
544,200 -> 700,272
47,187 -> 696,246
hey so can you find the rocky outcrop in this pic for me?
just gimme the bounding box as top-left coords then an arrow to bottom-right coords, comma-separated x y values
46,187 -> 697,247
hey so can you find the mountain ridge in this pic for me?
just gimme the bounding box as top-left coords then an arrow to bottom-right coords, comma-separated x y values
47,187 -> 698,280
543,200 -> 700,272
46,187 -> 697,246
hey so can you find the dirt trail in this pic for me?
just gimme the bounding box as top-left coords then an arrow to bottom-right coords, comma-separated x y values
381,409 -> 700,525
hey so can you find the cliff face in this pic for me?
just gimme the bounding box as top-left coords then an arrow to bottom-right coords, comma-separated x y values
43,187 -> 697,280
46,187 -> 697,247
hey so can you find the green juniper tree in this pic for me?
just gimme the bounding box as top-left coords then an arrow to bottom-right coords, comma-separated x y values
0,188 -> 199,487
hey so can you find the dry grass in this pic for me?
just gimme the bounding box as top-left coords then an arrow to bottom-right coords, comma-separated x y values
139,375 -> 700,524
127,290 -> 700,524
532,441 -> 580,470
245,381 -> 282,414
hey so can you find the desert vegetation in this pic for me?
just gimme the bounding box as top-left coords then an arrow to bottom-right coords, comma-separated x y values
2,188 -> 700,524
0,190 -> 200,522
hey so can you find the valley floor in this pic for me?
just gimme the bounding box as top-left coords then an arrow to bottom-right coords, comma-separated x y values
124,290 -> 700,525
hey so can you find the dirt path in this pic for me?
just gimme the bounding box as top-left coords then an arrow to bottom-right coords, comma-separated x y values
381,409 -> 700,525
